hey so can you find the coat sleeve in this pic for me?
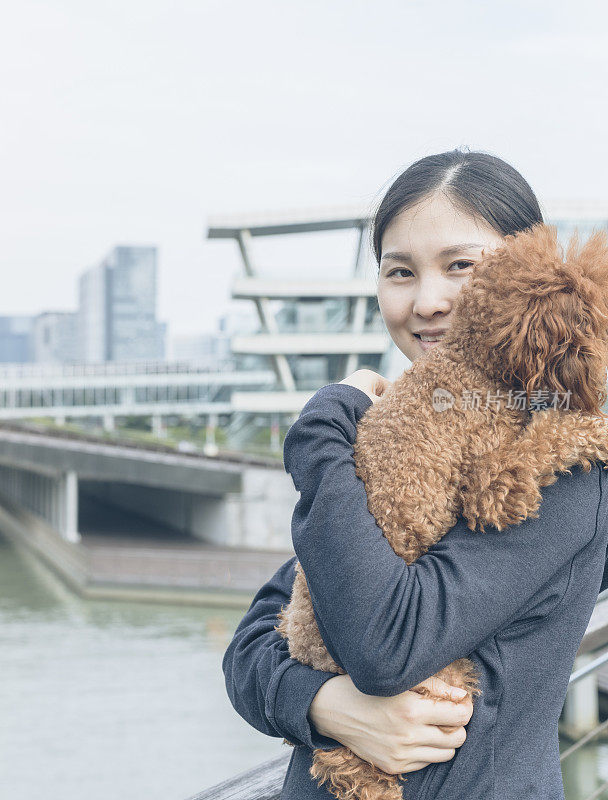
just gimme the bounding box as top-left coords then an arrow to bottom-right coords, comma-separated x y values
222,555 -> 343,750
282,382 -> 606,697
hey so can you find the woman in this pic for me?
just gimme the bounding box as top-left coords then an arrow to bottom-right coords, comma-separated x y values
222,149 -> 608,799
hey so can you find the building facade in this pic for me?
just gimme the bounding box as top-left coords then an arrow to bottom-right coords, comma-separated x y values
32,311 -> 79,364
207,209 -> 391,413
0,316 -> 33,363
206,206 -> 608,417
78,246 -> 166,362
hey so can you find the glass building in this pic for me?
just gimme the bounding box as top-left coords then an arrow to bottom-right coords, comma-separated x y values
78,246 -> 166,362
0,316 -> 33,363
32,311 -> 79,364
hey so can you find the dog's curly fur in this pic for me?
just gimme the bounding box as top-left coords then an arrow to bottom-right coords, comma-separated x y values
276,223 -> 608,800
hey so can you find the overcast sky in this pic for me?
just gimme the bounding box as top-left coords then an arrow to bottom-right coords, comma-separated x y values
2,0 -> 607,337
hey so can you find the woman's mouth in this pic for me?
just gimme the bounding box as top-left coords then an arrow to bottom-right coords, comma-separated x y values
413,333 -> 446,351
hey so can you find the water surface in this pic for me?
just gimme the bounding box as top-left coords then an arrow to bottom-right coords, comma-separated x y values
0,533 -> 283,800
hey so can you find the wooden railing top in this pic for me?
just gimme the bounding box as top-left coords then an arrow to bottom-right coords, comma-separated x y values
186,753 -> 290,800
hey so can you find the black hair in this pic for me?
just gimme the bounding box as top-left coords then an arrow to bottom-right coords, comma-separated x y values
371,148 -> 544,265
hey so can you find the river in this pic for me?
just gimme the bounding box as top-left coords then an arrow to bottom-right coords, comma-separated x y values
3,530 -> 608,800
0,532 -> 283,800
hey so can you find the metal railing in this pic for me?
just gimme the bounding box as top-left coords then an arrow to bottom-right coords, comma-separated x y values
0,358 -> 241,379
558,588 -> 608,799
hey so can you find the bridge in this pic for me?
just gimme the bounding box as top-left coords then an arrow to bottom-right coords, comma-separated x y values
0,422 -> 295,605
0,358 -> 285,429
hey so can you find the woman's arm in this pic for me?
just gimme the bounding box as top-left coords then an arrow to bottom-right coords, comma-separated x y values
222,555 -> 342,750
222,556 -> 474,771
283,382 -> 606,696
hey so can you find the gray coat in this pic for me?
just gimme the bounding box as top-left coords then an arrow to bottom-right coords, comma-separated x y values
223,383 -> 608,799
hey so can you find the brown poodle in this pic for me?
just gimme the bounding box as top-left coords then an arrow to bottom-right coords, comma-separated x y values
276,223 -> 608,800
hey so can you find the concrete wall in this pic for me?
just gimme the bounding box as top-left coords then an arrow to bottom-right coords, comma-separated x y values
80,468 -> 295,551
223,465 -> 296,550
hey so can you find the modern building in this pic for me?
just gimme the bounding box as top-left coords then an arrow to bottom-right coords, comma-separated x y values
206,208 -> 394,415
168,310 -> 259,369
206,204 -> 608,418
78,246 -> 166,362
169,331 -> 233,368
0,315 -> 33,363
32,311 -> 79,364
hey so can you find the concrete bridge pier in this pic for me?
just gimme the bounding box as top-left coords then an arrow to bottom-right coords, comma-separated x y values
58,470 -> 80,543
152,414 -> 166,438
0,465 -> 81,544
205,413 -> 218,447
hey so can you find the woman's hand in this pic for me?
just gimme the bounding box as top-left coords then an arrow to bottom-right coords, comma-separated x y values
309,674 -> 472,775
339,369 -> 392,404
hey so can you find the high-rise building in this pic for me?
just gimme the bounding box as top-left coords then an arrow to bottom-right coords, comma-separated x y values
32,311 -> 79,363
0,316 -> 33,363
78,246 -> 166,362
169,309 -> 261,370
79,261 -> 109,362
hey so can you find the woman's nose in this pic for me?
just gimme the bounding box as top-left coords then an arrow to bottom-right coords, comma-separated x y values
412,287 -> 452,319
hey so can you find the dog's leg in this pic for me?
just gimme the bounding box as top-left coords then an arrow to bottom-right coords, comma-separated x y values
276,562 -> 343,674
462,410 -> 608,532
310,747 -> 405,800
278,567 -> 407,799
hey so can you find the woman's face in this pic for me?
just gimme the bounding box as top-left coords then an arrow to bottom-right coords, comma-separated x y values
376,192 -> 504,362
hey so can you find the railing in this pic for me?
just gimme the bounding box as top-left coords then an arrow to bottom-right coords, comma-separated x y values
0,359 -> 242,379
558,588 -> 608,799
198,591 -> 608,800
185,753 -> 290,800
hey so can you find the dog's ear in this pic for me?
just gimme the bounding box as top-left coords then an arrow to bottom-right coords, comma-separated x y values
453,224 -> 608,415
503,226 -> 608,414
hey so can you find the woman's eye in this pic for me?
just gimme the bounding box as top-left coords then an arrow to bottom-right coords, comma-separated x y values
388,268 -> 413,278
386,262 -> 473,278
449,260 -> 474,271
